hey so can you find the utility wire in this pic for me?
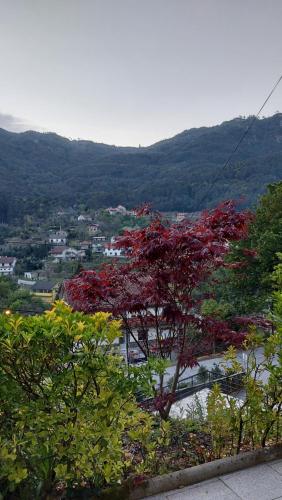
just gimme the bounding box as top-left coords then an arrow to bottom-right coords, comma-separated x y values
199,73 -> 282,208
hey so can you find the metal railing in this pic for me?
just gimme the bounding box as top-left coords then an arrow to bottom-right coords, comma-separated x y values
136,370 -> 245,403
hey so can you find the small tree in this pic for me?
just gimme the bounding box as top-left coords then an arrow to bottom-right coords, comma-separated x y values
65,202 -> 250,419
223,181 -> 282,313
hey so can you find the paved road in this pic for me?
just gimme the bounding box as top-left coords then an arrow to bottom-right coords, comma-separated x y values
144,459 -> 282,499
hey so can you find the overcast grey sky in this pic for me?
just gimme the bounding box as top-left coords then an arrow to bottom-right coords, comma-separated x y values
0,0 -> 281,146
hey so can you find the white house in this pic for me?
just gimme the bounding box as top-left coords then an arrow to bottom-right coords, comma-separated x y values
92,235 -> 106,243
49,231 -> 67,245
176,212 -> 201,222
0,256 -> 17,276
106,205 -> 127,216
24,271 -> 39,280
78,214 -> 92,222
127,210 -> 137,217
18,279 -> 36,289
103,244 -> 123,257
50,246 -> 85,262
88,224 -> 100,235
79,241 -> 92,251
176,212 -> 187,222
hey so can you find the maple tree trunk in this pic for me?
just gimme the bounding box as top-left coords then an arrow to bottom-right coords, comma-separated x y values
159,372 -> 164,393
161,359 -> 181,420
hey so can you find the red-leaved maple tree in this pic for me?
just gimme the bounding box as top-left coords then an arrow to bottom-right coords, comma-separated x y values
65,201 -> 251,418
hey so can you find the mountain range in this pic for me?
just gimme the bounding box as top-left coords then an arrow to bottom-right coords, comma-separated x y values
0,113 -> 282,222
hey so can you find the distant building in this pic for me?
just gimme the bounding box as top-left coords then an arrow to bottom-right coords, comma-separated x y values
50,246 -> 67,258
0,256 -> 17,276
92,235 -> 106,243
176,211 -> 201,222
106,205 -> 127,216
50,246 -> 85,262
88,224 -> 99,235
122,225 -> 139,232
176,212 -> 187,222
49,231 -> 67,245
79,241 -> 92,251
32,280 -> 58,304
92,243 -> 104,253
24,271 -> 39,280
103,244 -> 123,257
18,279 -> 36,289
78,214 -> 92,222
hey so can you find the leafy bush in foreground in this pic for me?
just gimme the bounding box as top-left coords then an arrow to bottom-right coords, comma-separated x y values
0,302 -> 153,498
206,259 -> 282,457
207,325 -> 281,457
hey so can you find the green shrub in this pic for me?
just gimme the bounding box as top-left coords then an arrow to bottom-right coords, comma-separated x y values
0,302 -> 153,497
207,326 -> 281,457
197,365 -> 209,383
210,363 -> 224,379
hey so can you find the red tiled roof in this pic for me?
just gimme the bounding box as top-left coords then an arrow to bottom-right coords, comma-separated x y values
50,246 -> 68,255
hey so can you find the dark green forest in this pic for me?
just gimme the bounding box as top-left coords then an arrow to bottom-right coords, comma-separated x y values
1,114 -> 282,222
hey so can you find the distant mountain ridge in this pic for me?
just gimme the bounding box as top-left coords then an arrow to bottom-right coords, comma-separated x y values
0,114 -> 282,222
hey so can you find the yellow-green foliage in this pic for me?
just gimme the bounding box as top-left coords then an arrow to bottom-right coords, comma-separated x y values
206,263 -> 282,457
206,324 -> 281,457
200,298 -> 233,320
0,302 -> 153,497
207,383 -> 238,458
272,253 -> 282,289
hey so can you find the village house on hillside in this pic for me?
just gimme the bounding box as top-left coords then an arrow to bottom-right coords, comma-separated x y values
92,236 -> 107,253
50,246 -> 85,262
176,212 -> 187,222
17,278 -> 36,290
48,230 -> 68,245
77,214 -> 92,222
79,241 -> 92,251
92,235 -> 106,243
103,244 -> 124,257
106,205 -> 127,216
175,212 -> 201,222
0,256 -> 17,276
88,224 -> 100,235
126,210 -> 137,217
32,280 -> 59,304
24,271 -> 40,280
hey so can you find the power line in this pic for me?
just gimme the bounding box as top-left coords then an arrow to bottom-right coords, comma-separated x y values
199,73 -> 282,208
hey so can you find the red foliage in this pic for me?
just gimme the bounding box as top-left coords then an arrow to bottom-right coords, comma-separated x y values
65,201 -> 251,417
154,392 -> 176,412
133,203 -> 153,217
242,248 -> 258,258
233,315 -> 273,331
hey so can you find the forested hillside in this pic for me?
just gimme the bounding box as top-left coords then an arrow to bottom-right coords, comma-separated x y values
1,114 -> 282,221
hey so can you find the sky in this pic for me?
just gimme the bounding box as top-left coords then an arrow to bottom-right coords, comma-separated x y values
0,0 -> 281,146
